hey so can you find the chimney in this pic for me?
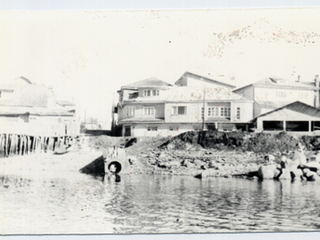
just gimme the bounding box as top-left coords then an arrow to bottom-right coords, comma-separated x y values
296,75 -> 300,82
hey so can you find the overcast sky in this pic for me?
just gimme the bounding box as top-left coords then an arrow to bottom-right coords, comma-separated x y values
1,7 -> 320,127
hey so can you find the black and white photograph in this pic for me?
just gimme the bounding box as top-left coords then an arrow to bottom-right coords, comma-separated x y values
1,1 -> 320,238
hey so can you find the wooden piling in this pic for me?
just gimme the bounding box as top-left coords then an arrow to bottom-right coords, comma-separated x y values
5,134 -> 8,157
27,136 -> 31,155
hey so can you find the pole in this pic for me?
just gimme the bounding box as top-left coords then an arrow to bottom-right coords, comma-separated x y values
202,85 -> 206,131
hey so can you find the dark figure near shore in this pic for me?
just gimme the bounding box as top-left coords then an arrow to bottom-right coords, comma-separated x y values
108,162 -> 122,182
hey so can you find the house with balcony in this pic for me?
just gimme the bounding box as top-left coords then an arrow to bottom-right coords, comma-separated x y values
114,77 -> 172,137
113,72 -> 253,137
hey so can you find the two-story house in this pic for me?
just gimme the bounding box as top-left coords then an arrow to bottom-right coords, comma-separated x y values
115,77 -> 172,137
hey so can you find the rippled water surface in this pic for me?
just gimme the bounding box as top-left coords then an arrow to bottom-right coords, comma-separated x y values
1,170 -> 320,234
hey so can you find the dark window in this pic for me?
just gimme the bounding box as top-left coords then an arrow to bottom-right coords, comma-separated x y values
263,121 -> 284,131
178,106 -> 186,115
125,126 -> 131,136
286,121 -> 309,132
312,121 -> 320,131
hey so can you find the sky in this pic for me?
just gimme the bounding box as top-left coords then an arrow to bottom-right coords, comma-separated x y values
1,4 -> 320,130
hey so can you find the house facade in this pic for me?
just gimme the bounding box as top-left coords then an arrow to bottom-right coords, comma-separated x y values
233,75 -> 320,118
113,73 -> 253,137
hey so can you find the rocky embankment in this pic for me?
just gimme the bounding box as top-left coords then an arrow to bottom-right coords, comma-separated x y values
128,131 -> 320,178
80,131 -> 320,179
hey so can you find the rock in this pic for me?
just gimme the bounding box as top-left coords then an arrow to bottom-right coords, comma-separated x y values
305,161 -> 320,170
257,165 -> 281,179
194,159 -> 203,167
303,169 -> 319,181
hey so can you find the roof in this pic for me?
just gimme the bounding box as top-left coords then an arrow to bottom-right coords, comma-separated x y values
56,100 -> 75,107
256,101 -> 293,109
119,117 -> 164,124
122,77 -> 172,89
0,106 -> 74,116
234,77 -> 317,92
175,72 -> 236,88
0,77 -> 55,108
253,101 -> 320,120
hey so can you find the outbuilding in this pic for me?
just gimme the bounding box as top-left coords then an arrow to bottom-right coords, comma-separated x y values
253,101 -> 320,133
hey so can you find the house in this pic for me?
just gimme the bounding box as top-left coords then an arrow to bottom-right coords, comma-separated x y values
252,101 -> 320,134
114,77 -> 172,137
113,73 -> 253,137
233,75 -> 320,118
0,77 -> 79,156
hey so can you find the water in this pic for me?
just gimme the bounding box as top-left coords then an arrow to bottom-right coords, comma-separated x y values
1,170 -> 320,234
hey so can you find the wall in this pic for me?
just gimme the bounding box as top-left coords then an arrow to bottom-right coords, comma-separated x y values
0,114 -> 78,136
165,102 -> 200,123
231,102 -> 253,122
119,103 -> 165,121
125,123 -> 200,137
0,91 -> 14,101
186,76 -> 233,91
254,87 -> 314,106
233,85 -> 254,100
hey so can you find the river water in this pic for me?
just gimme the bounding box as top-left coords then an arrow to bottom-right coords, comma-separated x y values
1,170 -> 320,234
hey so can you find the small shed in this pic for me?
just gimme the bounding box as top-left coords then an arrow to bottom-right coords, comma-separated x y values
253,101 -> 320,132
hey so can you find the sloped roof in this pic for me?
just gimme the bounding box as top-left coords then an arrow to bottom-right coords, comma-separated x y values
122,77 -> 172,89
175,72 -> 236,88
256,101 -> 293,109
234,77 -> 316,92
0,76 -> 55,108
0,106 -> 74,116
254,101 -> 320,120
166,86 -> 243,102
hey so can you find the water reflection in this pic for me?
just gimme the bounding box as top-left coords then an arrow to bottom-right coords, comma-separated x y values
1,172 -> 320,234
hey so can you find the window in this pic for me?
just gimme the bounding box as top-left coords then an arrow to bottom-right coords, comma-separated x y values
227,108 -> 231,117
172,106 -> 186,115
125,107 -> 135,117
144,89 -> 159,97
152,90 -> 159,96
263,121 -> 283,131
208,107 -> 211,116
276,91 -> 286,98
220,107 -> 224,117
236,107 -> 241,120
147,126 -> 158,131
144,90 -> 151,97
144,107 -> 155,116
